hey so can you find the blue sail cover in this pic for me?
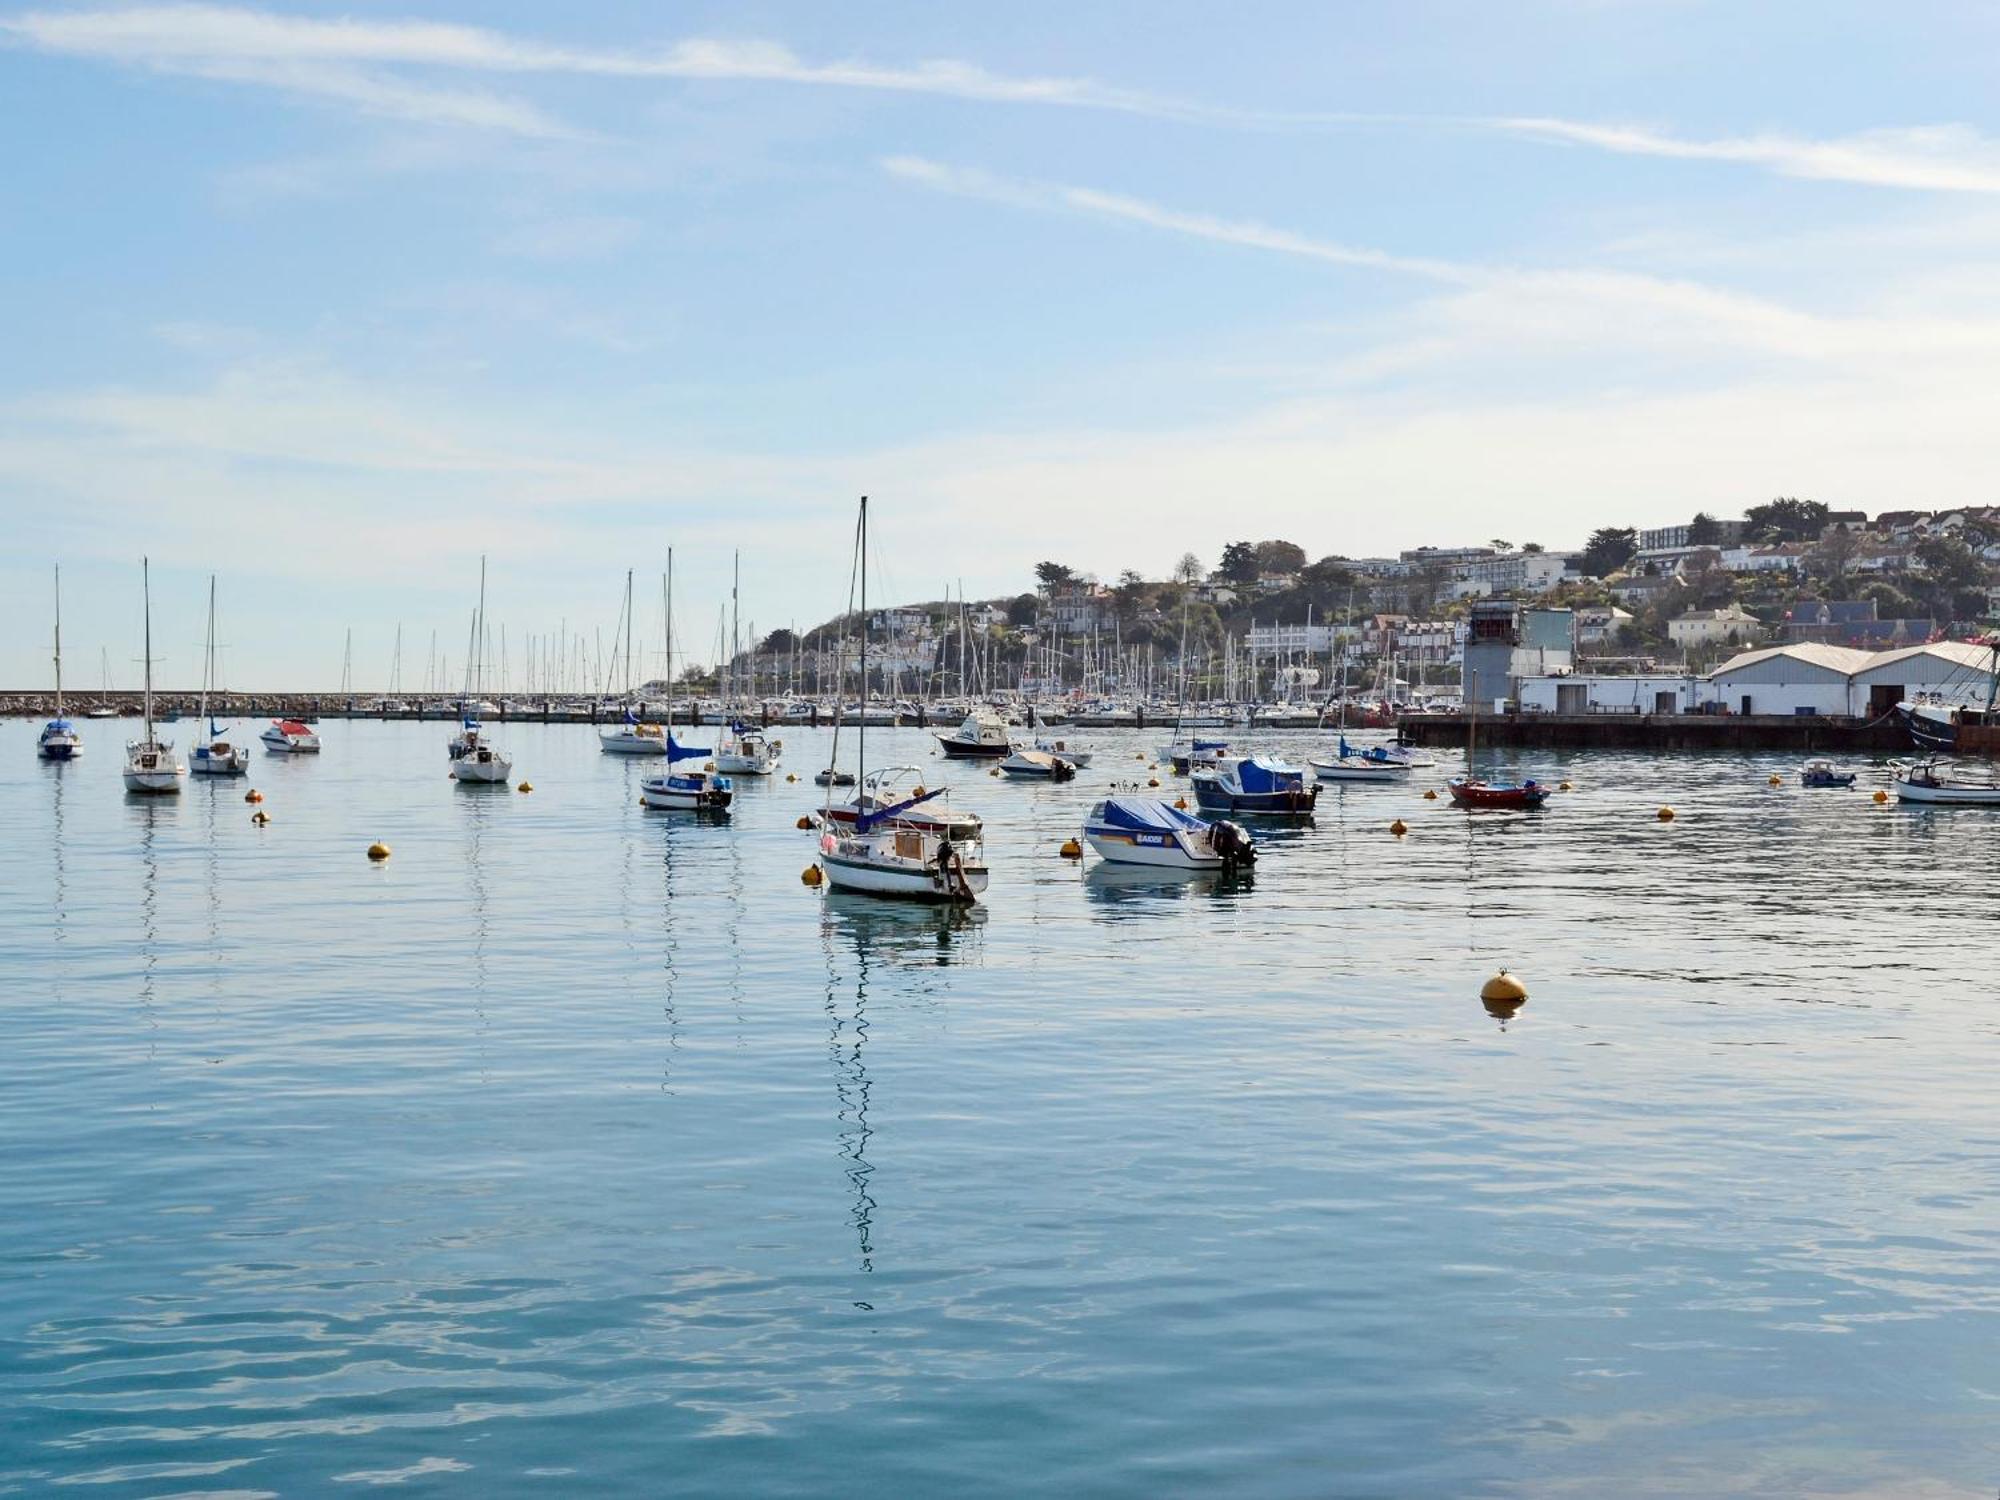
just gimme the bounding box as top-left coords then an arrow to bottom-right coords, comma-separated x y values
665,734 -> 712,763
1193,738 -> 1229,752
1096,796 -> 1208,833
1236,756 -> 1301,794
856,785 -> 944,833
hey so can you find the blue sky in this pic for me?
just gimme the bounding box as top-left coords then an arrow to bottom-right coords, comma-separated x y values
6,2 -> 2000,688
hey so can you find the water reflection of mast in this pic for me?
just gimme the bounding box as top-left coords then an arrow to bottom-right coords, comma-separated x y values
137,805 -> 162,1064
655,807 -> 682,1095
462,788 -> 493,1083
821,909 -> 877,1280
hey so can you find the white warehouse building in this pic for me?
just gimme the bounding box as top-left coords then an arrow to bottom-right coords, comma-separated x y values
1517,640 -> 1998,717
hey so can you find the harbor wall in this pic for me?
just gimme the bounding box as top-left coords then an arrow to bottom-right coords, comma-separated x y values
1400,711 -> 1908,754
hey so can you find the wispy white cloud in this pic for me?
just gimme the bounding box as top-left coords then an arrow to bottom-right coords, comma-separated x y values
1480,118 -> 2000,196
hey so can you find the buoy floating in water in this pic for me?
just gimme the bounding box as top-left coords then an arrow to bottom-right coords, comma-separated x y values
1390,818 -> 1408,837
785,773 -> 798,782
1147,777 -> 1160,788
1174,796 -> 1189,810
801,864 -> 824,887
1769,773 -> 1783,787
1423,788 -> 1438,800
1657,805 -> 1676,822
1559,781 -> 1574,792
367,841 -> 391,860
1059,838 -> 1082,859
517,782 -> 532,793
1873,788 -> 1889,803
245,789 -> 263,804
1480,970 -> 1528,1003
796,815 -> 813,830
251,810 -> 270,826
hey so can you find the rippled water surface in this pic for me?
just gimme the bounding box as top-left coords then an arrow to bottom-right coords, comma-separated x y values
2,719 -> 1997,1498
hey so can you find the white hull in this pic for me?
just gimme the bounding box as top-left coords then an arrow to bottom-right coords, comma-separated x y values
1309,759 -> 1407,783
820,850 -> 990,900
191,747 -> 250,776
1893,774 -> 2000,805
38,733 -> 82,761
1083,829 -> 1220,870
261,734 -> 321,754
599,734 -> 667,755
451,754 -> 513,782
715,751 -> 778,775
638,786 -> 727,810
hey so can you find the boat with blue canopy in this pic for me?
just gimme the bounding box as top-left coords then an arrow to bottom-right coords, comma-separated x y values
1191,755 -> 1319,818
639,732 -> 733,811
1082,796 -> 1255,870
38,564 -> 81,763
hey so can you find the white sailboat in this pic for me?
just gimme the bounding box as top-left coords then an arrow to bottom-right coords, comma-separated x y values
122,558 -> 186,794
638,548 -> 733,811
817,498 -> 989,902
599,569 -> 669,755
38,564 -> 83,761
189,576 -> 250,776
449,557 -> 514,784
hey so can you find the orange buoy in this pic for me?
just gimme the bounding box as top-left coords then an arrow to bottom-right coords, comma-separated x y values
367,841 -> 391,860
245,789 -> 263,803
796,815 -> 814,830
1059,838 -> 1082,859
1657,805 -> 1676,822
801,864 -> 824,887
1390,818 -> 1408,836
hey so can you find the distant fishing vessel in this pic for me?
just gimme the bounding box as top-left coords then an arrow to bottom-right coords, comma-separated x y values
37,565 -> 82,762
1082,795 -> 1255,871
449,557 -> 513,784
935,707 -> 1012,759
189,576 -> 249,777
1191,755 -> 1319,817
818,498 -> 988,902
122,558 -> 185,794
1898,637 -> 2000,751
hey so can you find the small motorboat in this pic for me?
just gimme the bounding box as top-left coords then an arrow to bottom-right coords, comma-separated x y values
1082,795 -> 1255,870
38,717 -> 82,762
1800,759 -> 1857,788
261,718 -> 321,754
1447,777 -> 1551,809
999,748 -> 1076,781
815,767 -> 857,788
715,721 -> 781,775
1892,758 -> 2000,806
1032,736 -> 1094,768
1191,756 -> 1320,818
935,708 -> 1014,759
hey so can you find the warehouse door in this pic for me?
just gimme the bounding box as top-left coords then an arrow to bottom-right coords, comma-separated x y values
1869,684 -> 1903,716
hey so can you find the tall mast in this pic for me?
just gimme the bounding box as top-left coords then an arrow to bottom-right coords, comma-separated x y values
664,552 -> 674,732
141,556 -> 155,739
731,549 -> 740,709
201,575 -> 215,727
624,569 -> 634,699
52,564 -> 64,717
859,498 -> 868,775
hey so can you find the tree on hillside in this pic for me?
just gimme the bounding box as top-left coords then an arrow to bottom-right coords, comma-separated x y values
1300,555 -> 1357,592
1007,593 -> 1040,627
1217,541 -> 1261,587
1521,541 -> 1544,554
760,628 -> 798,657
1489,538 -> 1512,553
1034,561 -> 1076,593
1117,568 -> 1144,590
1686,512 -> 1723,546
1580,526 -> 1639,578
1807,527 -> 1860,592
1912,536 -> 1989,620
1253,540 -> 1308,576
1745,497 -> 1830,543
1173,552 -> 1203,585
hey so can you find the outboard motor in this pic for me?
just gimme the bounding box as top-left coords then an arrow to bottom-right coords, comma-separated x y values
1050,757 -> 1077,782
1209,819 -> 1256,868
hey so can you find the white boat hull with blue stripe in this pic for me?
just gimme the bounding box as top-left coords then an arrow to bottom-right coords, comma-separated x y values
1082,796 -> 1254,870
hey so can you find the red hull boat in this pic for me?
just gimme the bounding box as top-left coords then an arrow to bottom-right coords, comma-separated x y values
1447,777 -> 1551,809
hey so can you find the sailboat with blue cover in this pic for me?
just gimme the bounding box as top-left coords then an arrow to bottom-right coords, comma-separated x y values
1082,795 -> 1255,870
38,565 -> 82,762
189,576 -> 249,776
639,548 -> 732,812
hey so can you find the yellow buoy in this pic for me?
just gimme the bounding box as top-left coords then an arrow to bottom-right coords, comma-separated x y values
1135,752 -> 1145,760
1423,788 -> 1438,800
1390,818 -> 1408,836
251,810 -> 270,826
1657,805 -> 1676,822
1480,970 -> 1528,1003
367,841 -> 391,860
801,864 -> 824,887
1873,788 -> 1889,803
1174,796 -> 1189,810
786,773 -> 798,782
912,786 -> 925,797
1147,777 -> 1160,787
245,789 -> 263,803
796,815 -> 814,830
1768,773 -> 1783,786
1559,780 -> 1574,791
517,781 -> 532,793
1059,837 -> 1082,859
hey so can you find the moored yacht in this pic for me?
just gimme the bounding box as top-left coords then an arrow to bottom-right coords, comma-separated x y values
1892,757 -> 2000,805
38,564 -> 82,762
1192,755 -> 1319,817
999,748 -> 1076,780
190,577 -> 249,776
449,557 -> 513,784
122,559 -> 186,795
935,708 -> 1013,759
715,719 -> 781,775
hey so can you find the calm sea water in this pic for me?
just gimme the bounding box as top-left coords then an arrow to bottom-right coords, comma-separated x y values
1,718 -> 1996,1498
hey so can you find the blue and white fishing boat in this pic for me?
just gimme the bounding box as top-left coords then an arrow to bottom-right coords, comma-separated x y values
1191,755 -> 1320,818
38,565 -> 82,762
1082,795 -> 1255,870
189,576 -> 249,777
1800,758 -> 1856,788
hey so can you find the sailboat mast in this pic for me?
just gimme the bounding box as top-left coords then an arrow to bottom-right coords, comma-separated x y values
859,498 -> 868,774
731,549 -> 740,710
624,569 -> 634,700
52,564 -> 64,717
141,556 -> 155,738
201,575 -> 215,726
664,552 -> 674,733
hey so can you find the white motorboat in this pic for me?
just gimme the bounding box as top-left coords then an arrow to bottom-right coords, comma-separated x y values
715,721 -> 781,775
1892,758 -> 2000,805
38,564 -> 82,762
122,559 -> 185,794
600,713 -> 669,755
190,577 -> 249,776
1310,755 -> 1407,783
815,767 -> 857,788
999,748 -> 1077,781
817,498 -> 989,903
1082,795 -> 1256,870
261,719 -> 321,754
935,708 -> 1013,759
1032,736 -> 1093,767
638,759 -> 733,811
449,558 -> 514,784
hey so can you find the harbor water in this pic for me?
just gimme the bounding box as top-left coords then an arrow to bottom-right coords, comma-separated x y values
1,720 -> 1995,1497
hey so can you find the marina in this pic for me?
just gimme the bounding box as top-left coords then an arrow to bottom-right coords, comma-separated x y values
4,716 -> 1999,1495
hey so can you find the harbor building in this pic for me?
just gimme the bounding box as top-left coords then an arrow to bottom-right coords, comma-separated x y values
1463,601 -> 1575,710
